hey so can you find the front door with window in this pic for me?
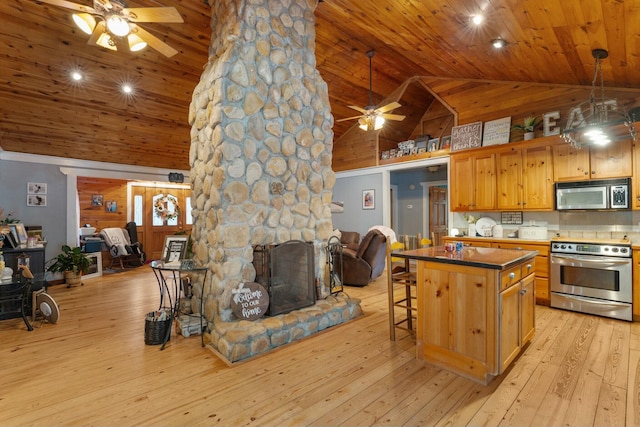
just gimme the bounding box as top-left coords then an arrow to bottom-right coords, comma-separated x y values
131,186 -> 191,261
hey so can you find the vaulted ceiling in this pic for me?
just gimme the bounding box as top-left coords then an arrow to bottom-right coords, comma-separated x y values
1,0 -> 639,170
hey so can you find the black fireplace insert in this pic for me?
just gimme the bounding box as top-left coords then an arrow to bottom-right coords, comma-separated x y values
253,240 -> 316,316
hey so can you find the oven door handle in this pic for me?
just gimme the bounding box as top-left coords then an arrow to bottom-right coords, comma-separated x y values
558,293 -> 630,307
551,254 -> 631,266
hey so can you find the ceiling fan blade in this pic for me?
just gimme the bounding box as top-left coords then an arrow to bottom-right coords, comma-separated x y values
375,102 -> 401,114
347,105 -> 369,114
124,7 -> 184,23
336,115 -> 366,122
36,0 -> 96,13
112,35 -> 131,54
380,113 -> 406,121
133,25 -> 178,57
87,21 -> 106,46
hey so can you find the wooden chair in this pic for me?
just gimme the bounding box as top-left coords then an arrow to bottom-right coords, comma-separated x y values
387,237 -> 431,340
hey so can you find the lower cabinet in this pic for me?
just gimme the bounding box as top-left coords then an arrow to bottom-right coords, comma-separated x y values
443,237 -> 550,306
500,273 -> 535,372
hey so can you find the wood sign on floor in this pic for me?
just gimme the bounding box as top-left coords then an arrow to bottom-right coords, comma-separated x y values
230,282 -> 269,320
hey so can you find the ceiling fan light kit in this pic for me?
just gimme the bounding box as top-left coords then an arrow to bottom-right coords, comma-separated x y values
337,49 -> 406,131
39,0 -> 183,57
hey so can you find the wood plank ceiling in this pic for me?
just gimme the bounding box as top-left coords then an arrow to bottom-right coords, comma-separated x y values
1,0 -> 639,170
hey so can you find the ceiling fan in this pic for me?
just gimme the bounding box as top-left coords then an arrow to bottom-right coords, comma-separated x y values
36,0 -> 184,57
336,49 -> 405,131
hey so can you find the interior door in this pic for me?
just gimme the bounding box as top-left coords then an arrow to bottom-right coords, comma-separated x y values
429,186 -> 447,246
143,187 -> 191,261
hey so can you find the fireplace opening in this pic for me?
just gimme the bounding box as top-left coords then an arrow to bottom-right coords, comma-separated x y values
253,241 -> 316,316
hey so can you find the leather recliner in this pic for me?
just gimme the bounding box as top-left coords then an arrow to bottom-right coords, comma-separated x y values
335,229 -> 387,286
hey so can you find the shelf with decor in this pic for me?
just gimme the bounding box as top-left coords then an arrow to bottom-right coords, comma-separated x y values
379,148 -> 449,165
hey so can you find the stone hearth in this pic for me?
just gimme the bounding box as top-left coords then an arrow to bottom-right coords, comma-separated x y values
186,0 -> 358,362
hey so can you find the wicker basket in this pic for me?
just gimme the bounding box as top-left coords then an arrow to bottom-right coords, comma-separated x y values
144,312 -> 171,345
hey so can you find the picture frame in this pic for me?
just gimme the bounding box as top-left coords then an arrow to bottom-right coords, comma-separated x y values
26,194 -> 46,207
1,231 -> 18,249
427,138 -> 440,152
105,201 -> 117,212
362,189 -> 375,210
92,194 -> 104,206
27,182 -> 47,195
441,135 -> 452,150
161,235 -> 189,262
83,252 -> 103,280
10,223 -> 29,245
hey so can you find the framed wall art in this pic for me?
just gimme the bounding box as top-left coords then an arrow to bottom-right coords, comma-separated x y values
27,195 -> 46,207
105,201 -> 117,212
27,182 -> 47,195
362,190 -> 375,210
92,194 -> 104,206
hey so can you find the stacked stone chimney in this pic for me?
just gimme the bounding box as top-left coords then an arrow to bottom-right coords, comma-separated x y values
188,0 -> 335,338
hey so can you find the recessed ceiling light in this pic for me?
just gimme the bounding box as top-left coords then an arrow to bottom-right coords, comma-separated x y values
471,14 -> 484,26
70,71 -> 84,81
491,38 -> 506,49
122,84 -> 133,94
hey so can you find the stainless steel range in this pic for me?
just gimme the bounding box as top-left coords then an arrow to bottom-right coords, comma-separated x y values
550,237 -> 632,321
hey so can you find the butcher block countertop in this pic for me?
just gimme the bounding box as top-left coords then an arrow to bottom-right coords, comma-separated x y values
395,246 -> 538,270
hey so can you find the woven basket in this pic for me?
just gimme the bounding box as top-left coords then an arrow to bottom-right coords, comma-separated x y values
144,313 -> 171,345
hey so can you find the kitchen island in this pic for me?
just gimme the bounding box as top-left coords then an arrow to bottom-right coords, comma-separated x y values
395,245 -> 537,385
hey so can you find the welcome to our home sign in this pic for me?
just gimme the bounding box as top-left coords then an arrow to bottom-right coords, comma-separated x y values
230,282 -> 269,320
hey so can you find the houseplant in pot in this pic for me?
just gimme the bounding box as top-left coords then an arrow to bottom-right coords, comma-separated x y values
513,116 -> 542,140
47,245 -> 93,288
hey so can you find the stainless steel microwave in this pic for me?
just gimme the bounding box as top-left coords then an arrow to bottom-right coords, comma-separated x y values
555,178 -> 630,210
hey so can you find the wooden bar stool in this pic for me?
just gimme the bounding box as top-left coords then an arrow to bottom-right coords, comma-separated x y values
387,237 -> 431,340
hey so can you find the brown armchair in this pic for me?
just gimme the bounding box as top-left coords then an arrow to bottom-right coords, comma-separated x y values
335,229 -> 387,286
340,230 -> 360,251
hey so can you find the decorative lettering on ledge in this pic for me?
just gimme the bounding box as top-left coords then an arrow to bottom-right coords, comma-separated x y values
451,121 -> 483,152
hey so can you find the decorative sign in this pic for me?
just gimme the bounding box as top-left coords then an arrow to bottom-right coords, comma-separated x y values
482,117 -> 511,146
230,282 -> 269,320
450,121 -> 483,152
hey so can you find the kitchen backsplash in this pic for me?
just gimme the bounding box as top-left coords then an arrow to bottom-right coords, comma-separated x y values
452,210 -> 640,242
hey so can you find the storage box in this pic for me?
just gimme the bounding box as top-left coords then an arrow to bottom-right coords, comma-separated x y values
84,240 -> 103,253
518,226 -> 548,240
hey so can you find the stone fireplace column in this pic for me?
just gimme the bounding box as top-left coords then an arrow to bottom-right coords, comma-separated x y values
188,0 -> 335,326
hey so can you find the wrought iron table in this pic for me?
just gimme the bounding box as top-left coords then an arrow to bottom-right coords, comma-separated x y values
150,260 -> 208,350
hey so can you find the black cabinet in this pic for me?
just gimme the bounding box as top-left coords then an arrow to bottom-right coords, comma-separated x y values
0,247 -> 46,321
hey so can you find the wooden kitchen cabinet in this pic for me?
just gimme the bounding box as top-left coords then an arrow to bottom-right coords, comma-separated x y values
496,145 -> 554,210
500,272 -> 535,372
406,247 -> 537,384
445,237 -> 550,305
492,240 -> 550,306
553,140 -> 632,182
451,152 -> 496,211
632,142 -> 640,209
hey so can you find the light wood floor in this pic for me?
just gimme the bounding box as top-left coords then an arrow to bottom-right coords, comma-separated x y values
2,265 -> 640,426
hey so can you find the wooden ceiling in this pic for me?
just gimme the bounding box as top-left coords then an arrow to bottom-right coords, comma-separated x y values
1,0 -> 640,171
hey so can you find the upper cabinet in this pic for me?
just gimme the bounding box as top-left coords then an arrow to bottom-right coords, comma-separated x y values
451,153 -> 496,211
496,145 -> 554,210
454,139 -> 556,212
553,140 -> 632,181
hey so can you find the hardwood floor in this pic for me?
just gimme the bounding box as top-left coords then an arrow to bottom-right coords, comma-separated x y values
2,265 -> 640,426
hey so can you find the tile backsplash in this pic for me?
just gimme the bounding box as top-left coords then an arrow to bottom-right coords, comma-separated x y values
452,210 -> 640,243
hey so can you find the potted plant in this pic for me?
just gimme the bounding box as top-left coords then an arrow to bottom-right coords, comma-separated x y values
47,245 -> 93,287
513,116 -> 542,140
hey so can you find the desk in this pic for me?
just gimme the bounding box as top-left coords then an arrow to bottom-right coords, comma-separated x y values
150,260 -> 207,350
1,247 -> 46,325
